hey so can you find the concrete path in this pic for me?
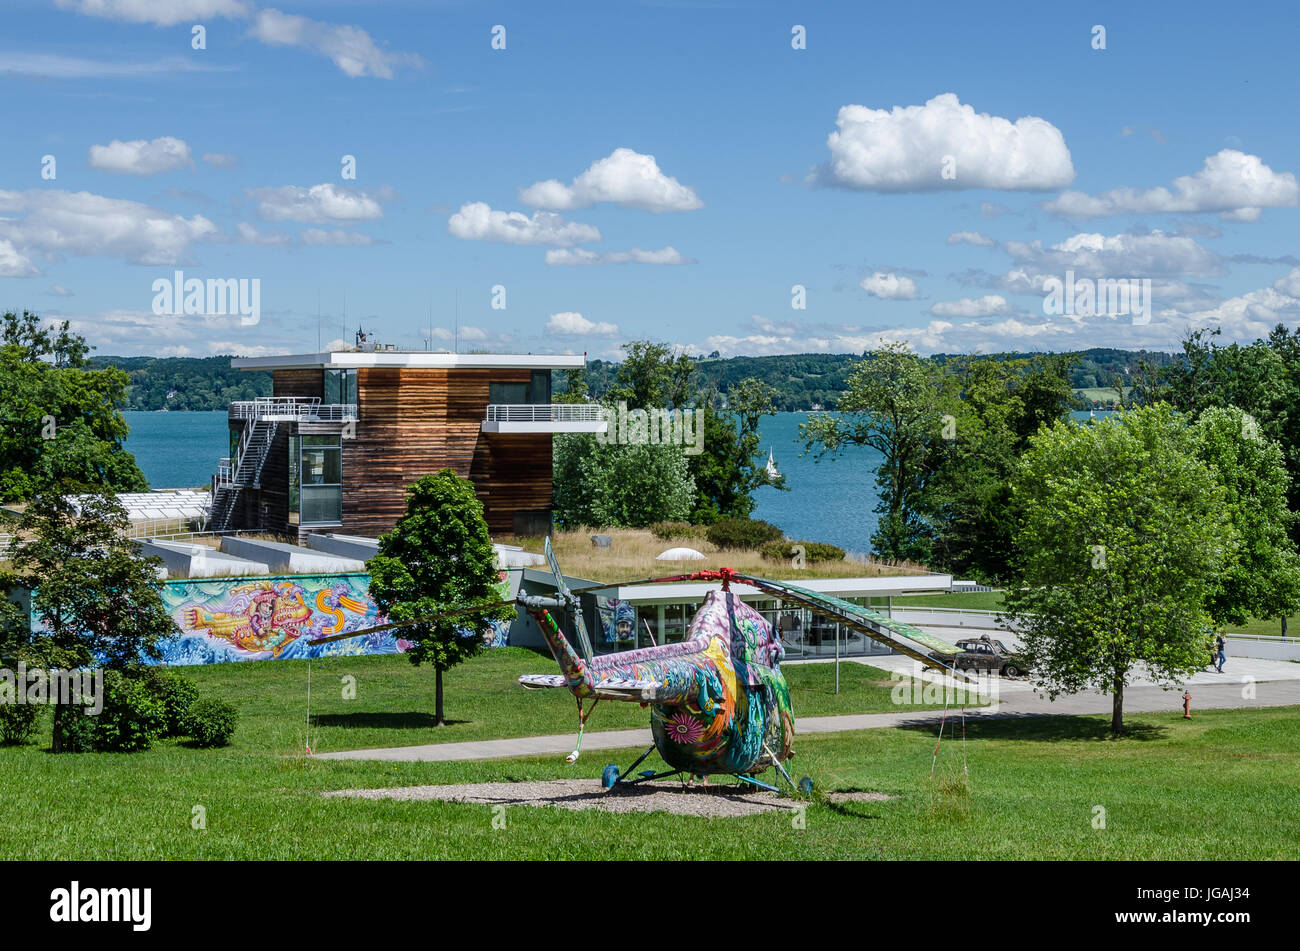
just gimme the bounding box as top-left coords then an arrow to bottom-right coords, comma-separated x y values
312,674 -> 1300,763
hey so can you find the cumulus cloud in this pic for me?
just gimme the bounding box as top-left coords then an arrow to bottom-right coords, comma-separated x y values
860,272 -> 918,299
236,222 -> 292,247
1273,268 -> 1300,297
930,295 -> 1010,318
545,312 -> 620,336
520,148 -> 702,212
48,284 -> 75,297
544,246 -> 694,266
246,183 -> 385,223
249,8 -> 423,79
1044,150 -> 1298,221
947,231 -> 996,247
53,1 -> 419,79
54,0 -> 249,26
0,239 -> 40,277
1005,230 -> 1222,279
88,136 -> 193,175
0,189 -> 218,269
447,202 -> 600,247
812,93 -> 1075,192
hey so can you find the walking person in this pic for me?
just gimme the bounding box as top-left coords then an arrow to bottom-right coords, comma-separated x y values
1215,633 -> 1226,673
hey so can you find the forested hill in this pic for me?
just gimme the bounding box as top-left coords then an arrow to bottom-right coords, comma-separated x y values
90,355 -> 271,411
583,347 -> 1181,411
94,347 -> 1179,412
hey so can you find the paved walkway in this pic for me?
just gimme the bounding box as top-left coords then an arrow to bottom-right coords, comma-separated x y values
313,675 -> 1300,764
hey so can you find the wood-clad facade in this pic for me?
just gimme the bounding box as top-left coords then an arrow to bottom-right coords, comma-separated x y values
228,360 -> 564,539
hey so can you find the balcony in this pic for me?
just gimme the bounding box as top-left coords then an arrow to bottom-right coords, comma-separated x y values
229,397 -> 357,423
481,403 -> 609,434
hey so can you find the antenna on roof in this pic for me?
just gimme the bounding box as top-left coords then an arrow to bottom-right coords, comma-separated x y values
454,288 -> 459,354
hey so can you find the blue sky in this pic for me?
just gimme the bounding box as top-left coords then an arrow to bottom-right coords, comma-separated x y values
2,0 -> 1299,359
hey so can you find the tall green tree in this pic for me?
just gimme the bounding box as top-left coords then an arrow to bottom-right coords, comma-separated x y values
1004,405 -> 1231,734
367,471 -> 514,725
8,491 -> 175,751
0,310 -> 147,501
689,378 -> 786,523
801,343 -> 954,562
552,435 -> 696,528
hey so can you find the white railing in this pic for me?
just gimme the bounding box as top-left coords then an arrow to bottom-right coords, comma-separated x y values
230,398 -> 357,422
485,403 -> 606,422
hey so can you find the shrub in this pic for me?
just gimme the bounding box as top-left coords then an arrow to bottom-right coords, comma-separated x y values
184,697 -> 238,748
0,703 -> 40,746
140,669 -> 200,737
54,705 -> 98,753
705,518 -> 784,550
760,540 -> 846,564
93,670 -> 166,752
650,521 -> 707,540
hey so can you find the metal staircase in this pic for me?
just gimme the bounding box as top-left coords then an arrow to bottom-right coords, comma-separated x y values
209,418 -> 278,531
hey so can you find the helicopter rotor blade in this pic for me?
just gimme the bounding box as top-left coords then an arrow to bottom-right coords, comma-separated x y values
545,536 -> 593,662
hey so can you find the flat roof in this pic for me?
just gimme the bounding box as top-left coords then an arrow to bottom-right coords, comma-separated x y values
231,351 -> 586,371
591,574 -> 955,603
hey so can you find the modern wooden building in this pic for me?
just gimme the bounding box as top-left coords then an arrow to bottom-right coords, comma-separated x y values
210,350 -> 601,539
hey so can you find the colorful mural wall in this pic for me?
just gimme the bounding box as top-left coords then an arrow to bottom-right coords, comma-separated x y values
597,596 -> 637,647
155,570 -> 515,666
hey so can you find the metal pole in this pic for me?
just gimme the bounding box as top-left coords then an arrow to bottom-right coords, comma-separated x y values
835,622 -> 840,694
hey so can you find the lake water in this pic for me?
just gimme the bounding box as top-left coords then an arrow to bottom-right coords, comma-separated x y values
122,409 -> 1107,553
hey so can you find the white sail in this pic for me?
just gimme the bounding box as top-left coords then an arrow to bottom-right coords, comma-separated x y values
765,447 -> 779,479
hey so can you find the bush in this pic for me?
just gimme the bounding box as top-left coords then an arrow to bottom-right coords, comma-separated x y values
705,518 -> 784,550
140,669 -> 200,737
93,670 -> 166,752
53,705 -> 97,753
760,540 -> 846,564
184,697 -> 238,748
0,703 -> 40,746
649,521 -> 707,540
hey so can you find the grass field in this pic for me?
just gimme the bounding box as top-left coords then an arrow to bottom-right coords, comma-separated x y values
0,649 -> 1296,860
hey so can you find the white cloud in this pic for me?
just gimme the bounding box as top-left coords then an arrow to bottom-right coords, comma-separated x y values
545,246 -> 694,266
813,93 -> 1075,192
236,222 -> 292,247
520,148 -> 702,212
54,0 -> 249,27
0,189 -> 217,269
930,295 -> 1010,318
0,52 -> 231,79
545,312 -> 620,336
1044,150 -> 1299,220
947,230 -> 996,247
88,136 -> 193,175
48,284 -> 75,297
1274,268 -> 1300,297
860,272 -> 918,299
246,183 -> 385,223
249,8 -> 423,79
1005,230 -> 1222,279
0,239 -> 39,277
447,202 -> 601,247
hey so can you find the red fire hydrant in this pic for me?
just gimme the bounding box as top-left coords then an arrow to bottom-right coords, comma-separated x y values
1182,691 -> 1192,719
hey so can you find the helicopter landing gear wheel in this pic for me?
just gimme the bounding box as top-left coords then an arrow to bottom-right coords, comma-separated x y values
601,764 -> 621,789
798,776 -> 814,796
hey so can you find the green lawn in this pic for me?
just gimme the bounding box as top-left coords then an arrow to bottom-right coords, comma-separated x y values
138,648 -> 965,756
1,703 -> 1295,859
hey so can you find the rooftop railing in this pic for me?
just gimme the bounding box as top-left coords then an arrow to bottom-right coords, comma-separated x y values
485,403 -> 606,422
230,398 -> 357,422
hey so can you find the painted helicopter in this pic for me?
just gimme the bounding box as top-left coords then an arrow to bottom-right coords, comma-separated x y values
311,538 -> 974,794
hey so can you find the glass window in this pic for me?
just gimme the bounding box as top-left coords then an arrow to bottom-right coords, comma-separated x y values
324,369 -> 356,405
293,434 -> 342,525
530,370 -> 551,404
489,382 -> 529,404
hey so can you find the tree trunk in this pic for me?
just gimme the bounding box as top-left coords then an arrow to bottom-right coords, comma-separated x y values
435,666 -> 444,726
1111,673 -> 1124,735
51,701 -> 64,754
